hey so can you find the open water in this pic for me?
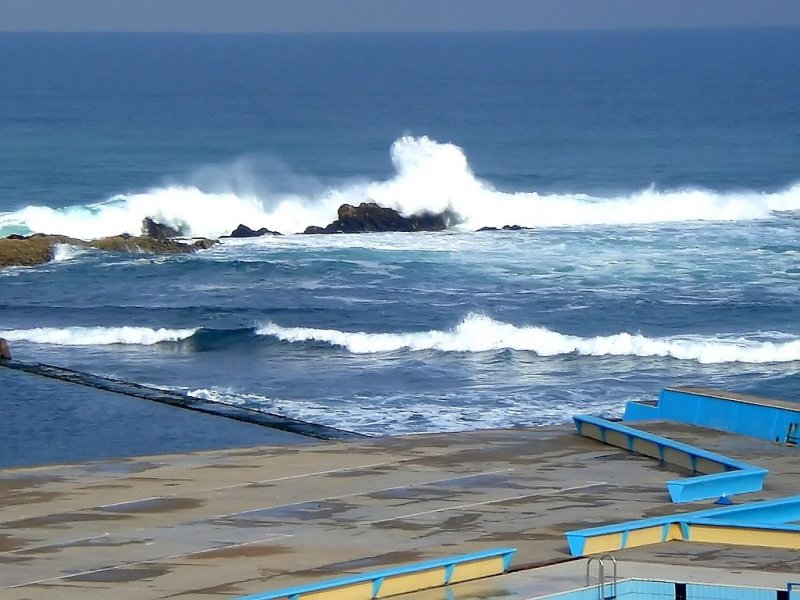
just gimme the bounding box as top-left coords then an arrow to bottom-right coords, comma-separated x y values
2,30 -> 800,449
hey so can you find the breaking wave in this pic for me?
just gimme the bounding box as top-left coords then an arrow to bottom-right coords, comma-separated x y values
52,244 -> 87,262
0,326 -> 198,346
2,137 -> 799,239
256,313 -> 800,364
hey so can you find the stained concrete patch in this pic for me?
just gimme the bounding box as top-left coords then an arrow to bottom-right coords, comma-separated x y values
0,533 -> 34,552
83,460 -> 164,476
97,497 -> 203,514
6,512 -> 131,528
18,537 -> 147,556
0,477 -> 67,507
195,543 -> 293,560
67,564 -> 171,583
237,500 -> 359,522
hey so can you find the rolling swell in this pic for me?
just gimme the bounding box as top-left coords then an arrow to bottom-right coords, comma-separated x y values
256,313 -> 800,365
0,325 -> 288,351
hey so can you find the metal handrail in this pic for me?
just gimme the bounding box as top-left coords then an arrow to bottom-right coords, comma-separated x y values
586,556 -> 618,600
600,555 -> 618,599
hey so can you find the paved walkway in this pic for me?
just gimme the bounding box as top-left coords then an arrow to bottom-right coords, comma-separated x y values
2,423 -> 800,599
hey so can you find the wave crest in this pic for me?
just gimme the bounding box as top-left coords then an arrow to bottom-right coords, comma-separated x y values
0,326 -> 198,346
256,314 -> 800,364
2,136 -> 799,239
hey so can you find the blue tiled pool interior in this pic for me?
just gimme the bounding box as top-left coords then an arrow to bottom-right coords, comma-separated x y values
541,579 -> 795,600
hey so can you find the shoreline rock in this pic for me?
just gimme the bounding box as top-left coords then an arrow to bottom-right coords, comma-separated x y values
89,235 -> 218,254
304,202 -> 448,234
0,203 -> 457,269
0,234 -> 88,268
0,233 -> 217,269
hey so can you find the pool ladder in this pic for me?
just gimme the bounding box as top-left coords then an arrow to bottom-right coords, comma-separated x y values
586,555 -> 618,600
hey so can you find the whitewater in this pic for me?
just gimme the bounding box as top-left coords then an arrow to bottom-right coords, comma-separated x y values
5,315 -> 800,366
4,29 -> 800,457
3,137 -> 800,239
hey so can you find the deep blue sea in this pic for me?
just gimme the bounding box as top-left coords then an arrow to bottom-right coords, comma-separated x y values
2,30 -> 800,459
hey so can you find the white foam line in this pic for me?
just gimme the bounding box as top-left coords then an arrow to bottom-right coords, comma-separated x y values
5,535 -> 293,589
214,467 -> 516,519
362,481 -> 607,525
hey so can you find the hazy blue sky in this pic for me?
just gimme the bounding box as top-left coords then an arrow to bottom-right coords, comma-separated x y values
1,0 -> 799,33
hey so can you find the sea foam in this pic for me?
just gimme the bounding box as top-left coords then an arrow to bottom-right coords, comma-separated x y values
0,326 -> 198,346
257,313 -> 800,364
2,136 -> 799,239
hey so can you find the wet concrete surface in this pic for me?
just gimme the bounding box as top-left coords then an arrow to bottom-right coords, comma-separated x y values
1,422 -> 799,599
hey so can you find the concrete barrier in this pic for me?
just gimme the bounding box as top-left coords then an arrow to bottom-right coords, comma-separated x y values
566,496 -> 800,556
625,387 -> 800,444
235,548 -> 517,600
574,415 -> 768,503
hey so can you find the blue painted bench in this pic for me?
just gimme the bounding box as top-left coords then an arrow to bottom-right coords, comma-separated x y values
235,547 -> 517,600
574,415 -> 768,503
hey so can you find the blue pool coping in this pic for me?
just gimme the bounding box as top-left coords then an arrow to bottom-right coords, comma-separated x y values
574,414 -> 768,503
235,547 -> 517,600
565,495 -> 800,556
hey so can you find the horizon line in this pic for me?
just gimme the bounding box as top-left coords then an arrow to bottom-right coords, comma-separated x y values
1,24 -> 798,35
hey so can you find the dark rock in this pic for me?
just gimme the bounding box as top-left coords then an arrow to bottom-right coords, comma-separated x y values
6,234 -> 26,240
191,239 -> 218,250
0,337 -> 10,360
227,224 -> 282,238
142,217 -> 182,240
477,225 -> 530,232
304,202 -> 448,235
302,225 -> 333,235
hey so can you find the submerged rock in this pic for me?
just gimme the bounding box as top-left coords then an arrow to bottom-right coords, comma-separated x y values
304,202 -> 448,234
227,224 -> 282,238
142,217 -> 183,240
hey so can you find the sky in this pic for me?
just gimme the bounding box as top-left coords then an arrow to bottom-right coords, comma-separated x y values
1,0 -> 799,33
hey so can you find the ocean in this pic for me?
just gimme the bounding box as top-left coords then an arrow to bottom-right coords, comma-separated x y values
2,29 -> 799,462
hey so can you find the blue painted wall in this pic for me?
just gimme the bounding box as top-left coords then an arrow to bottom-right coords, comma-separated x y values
624,388 -> 800,444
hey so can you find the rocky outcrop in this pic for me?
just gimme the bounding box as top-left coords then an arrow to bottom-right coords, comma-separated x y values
304,203 -> 448,234
227,224 -> 282,238
89,235 -> 218,254
0,234 -> 87,268
0,233 -> 217,269
142,217 -> 183,240
0,337 -> 10,360
477,225 -> 530,232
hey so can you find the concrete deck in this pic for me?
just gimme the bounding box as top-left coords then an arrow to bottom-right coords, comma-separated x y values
2,422 -> 800,599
